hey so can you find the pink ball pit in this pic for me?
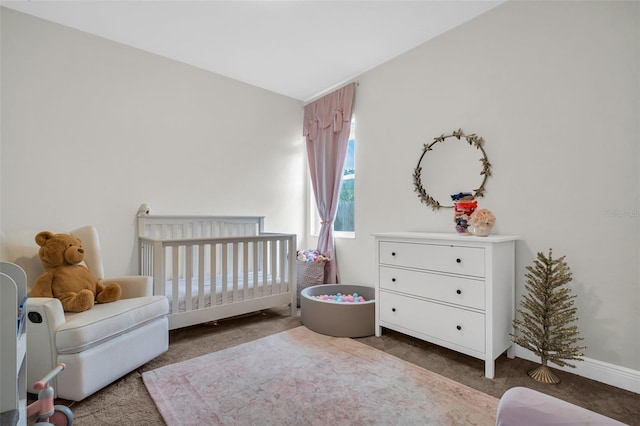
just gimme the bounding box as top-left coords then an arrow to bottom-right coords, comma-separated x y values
300,284 -> 375,337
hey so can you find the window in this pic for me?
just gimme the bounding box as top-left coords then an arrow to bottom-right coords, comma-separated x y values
335,123 -> 355,233
310,118 -> 355,237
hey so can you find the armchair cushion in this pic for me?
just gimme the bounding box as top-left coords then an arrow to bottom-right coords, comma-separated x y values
56,296 -> 168,354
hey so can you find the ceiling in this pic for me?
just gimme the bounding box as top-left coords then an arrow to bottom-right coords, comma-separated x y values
1,1 -> 504,101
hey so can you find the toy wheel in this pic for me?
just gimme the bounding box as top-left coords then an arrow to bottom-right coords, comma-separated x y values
50,405 -> 73,426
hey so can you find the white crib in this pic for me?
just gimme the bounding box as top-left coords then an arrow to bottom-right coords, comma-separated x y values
137,208 -> 297,330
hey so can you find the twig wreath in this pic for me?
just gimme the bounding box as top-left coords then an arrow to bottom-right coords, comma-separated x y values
413,128 -> 491,210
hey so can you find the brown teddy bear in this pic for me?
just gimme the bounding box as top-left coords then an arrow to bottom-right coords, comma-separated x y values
30,231 -> 122,312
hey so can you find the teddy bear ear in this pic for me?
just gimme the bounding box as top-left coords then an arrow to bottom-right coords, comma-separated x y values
35,231 -> 55,247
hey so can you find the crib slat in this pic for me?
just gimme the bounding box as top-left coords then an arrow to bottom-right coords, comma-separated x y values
262,240 -> 269,296
232,243 -> 239,302
271,239 -> 277,295
243,242 -> 249,300
221,243 -> 228,304
185,245 -> 193,311
252,241 -> 259,293
198,243 -> 205,311
171,247 -> 180,314
211,243 -> 217,306
279,239 -> 284,291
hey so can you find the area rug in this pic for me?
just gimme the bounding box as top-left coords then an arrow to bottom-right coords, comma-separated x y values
142,326 -> 498,426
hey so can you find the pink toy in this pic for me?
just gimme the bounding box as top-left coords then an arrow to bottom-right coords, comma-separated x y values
26,363 -> 73,425
296,249 -> 330,263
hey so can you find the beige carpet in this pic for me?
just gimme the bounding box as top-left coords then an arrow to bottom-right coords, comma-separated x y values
50,307 -> 637,424
142,326 -> 498,426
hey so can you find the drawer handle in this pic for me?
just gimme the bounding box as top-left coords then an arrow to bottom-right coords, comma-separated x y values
456,289 -> 462,295
456,325 -> 462,331
392,308 -> 396,312
456,258 -> 462,264
391,252 -> 396,257
391,278 -> 396,282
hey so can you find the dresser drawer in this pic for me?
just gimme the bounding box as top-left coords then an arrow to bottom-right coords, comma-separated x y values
379,241 -> 485,277
379,266 -> 485,310
379,291 -> 485,353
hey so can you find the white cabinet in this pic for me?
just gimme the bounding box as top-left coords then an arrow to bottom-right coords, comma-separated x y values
1,263 -> 27,426
374,232 -> 518,379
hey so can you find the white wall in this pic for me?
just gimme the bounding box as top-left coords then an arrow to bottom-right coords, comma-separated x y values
0,8 -> 305,275
335,0 -> 640,373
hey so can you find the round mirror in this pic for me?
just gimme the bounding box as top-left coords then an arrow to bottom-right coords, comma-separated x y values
413,129 -> 491,210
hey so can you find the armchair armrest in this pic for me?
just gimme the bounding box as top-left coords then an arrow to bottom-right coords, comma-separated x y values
26,297 -> 65,392
101,275 -> 153,299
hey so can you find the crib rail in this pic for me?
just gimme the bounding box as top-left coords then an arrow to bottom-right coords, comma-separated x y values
138,214 -> 264,240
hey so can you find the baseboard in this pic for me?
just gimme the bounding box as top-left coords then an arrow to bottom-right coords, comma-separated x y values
515,347 -> 640,394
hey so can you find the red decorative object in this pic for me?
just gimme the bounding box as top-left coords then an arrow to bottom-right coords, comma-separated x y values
453,200 -> 477,234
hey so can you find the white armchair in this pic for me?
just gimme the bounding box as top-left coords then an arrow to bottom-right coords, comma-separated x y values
2,225 -> 169,401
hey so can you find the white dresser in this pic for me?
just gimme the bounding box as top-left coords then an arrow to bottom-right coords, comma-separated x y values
373,232 -> 518,379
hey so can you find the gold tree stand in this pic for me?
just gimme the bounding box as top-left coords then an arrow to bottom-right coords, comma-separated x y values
528,365 -> 560,384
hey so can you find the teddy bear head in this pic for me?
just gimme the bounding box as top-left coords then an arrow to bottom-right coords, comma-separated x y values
35,231 -> 86,269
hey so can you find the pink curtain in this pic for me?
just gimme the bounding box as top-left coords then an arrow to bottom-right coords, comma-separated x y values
303,83 -> 355,284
